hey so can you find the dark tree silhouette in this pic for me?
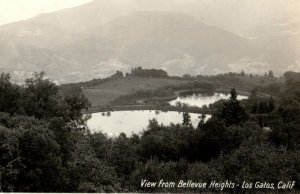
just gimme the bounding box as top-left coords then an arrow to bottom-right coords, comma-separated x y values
220,88 -> 248,126
182,112 -> 192,127
268,70 -> 274,78
240,70 -> 245,76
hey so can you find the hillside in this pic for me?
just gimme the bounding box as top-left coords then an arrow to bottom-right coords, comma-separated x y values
83,77 -> 190,107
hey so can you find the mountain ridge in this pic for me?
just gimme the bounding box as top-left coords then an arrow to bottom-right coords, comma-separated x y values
0,6 -> 299,83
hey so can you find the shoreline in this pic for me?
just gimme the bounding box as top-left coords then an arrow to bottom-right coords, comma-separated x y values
83,105 -> 213,114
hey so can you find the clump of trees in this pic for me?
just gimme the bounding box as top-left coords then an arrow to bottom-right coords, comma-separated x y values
128,67 -> 168,78
250,97 -> 275,114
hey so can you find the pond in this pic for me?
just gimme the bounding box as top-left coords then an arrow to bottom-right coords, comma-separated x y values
169,92 -> 248,108
87,92 -> 248,136
87,110 -> 210,136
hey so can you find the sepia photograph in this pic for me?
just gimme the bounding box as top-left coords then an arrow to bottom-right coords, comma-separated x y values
0,0 -> 299,193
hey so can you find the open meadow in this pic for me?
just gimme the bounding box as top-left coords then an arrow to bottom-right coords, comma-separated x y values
83,77 -> 190,106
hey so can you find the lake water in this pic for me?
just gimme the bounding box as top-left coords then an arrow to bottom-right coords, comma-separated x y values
169,92 -> 248,108
87,92 -> 248,136
87,110 -> 210,136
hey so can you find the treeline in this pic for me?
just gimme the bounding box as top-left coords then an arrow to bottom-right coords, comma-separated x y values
1,72 -> 300,192
0,72 -> 94,192
61,67 -> 169,93
0,72 -> 89,119
128,67 -> 168,78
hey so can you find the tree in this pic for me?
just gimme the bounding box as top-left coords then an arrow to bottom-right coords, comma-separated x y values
64,94 -> 90,125
0,115 -> 64,192
23,72 -> 60,119
196,118 -> 227,161
0,73 -> 22,114
0,126 -> 23,192
21,72 -> 90,124
182,112 -> 192,127
220,88 -> 248,126
131,67 -> 168,78
182,74 -> 192,79
283,71 -> 300,85
268,70 -> 274,78
220,142 -> 300,189
197,114 -> 206,129
240,70 -> 245,76
110,71 -> 124,79
68,136 -> 119,192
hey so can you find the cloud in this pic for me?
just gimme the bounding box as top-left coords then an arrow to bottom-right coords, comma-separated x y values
0,0 -> 93,26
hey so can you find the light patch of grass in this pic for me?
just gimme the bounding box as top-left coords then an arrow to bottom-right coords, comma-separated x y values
83,77 -> 189,106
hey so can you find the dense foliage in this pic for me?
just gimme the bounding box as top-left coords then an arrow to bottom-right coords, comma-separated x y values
129,67 -> 168,78
0,71 -> 299,192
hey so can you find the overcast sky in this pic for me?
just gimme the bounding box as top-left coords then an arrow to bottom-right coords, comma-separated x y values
0,0 -> 93,26
0,0 -> 299,36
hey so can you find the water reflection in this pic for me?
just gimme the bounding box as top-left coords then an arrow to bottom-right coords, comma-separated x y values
169,92 -> 248,108
87,110 -> 210,136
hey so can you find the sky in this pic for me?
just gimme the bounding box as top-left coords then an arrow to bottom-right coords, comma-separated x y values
0,0 -> 299,36
0,0 -> 93,26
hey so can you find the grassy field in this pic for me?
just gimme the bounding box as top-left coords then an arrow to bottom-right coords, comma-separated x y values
82,75 -> 284,107
83,77 -> 190,107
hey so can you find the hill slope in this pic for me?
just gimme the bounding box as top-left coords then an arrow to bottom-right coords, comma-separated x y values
0,3 -> 299,82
